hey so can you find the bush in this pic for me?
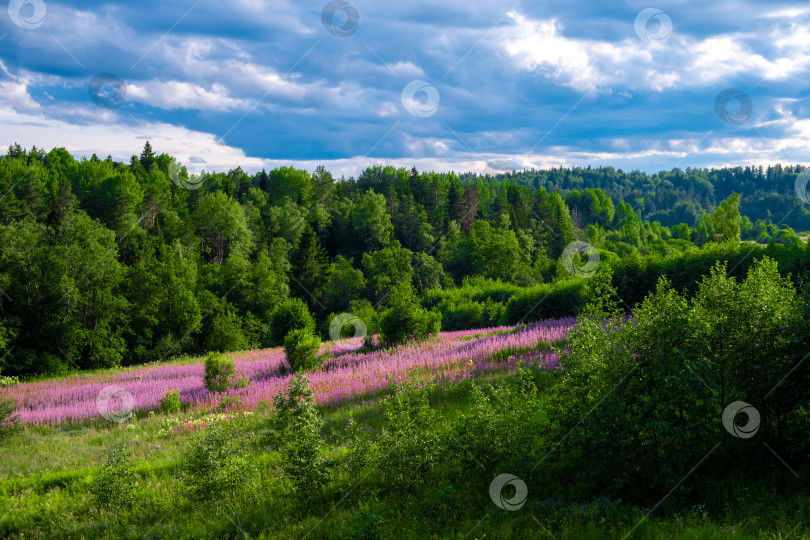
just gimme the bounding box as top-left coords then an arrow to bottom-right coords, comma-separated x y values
160,389 -> 182,414
283,328 -> 322,373
503,280 -> 587,324
91,443 -> 137,508
203,352 -> 235,394
368,382 -> 441,492
551,257 -> 804,501
0,374 -> 19,387
182,422 -> 256,501
271,376 -> 327,495
0,398 -> 22,444
269,298 -> 316,346
379,294 -> 441,345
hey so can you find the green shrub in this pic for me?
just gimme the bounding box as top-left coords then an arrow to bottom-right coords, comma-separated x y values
283,328 -> 322,373
182,422 -> 256,501
370,382 -> 441,492
160,389 -> 182,414
203,352 -> 235,394
0,398 -> 22,444
379,294 -> 441,345
551,257 -> 804,501
503,280 -> 587,324
0,374 -> 20,387
271,376 -> 327,495
91,443 -> 137,508
269,298 -> 316,346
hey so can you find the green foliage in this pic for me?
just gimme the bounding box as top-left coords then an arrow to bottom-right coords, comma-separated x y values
443,219 -> 534,284
703,193 -> 742,243
2,143 -> 810,379
193,192 -> 254,263
268,298 -> 316,347
271,376 -> 327,494
379,291 -> 441,345
503,280 -> 588,324
290,225 -> 329,310
362,244 -> 414,308
283,328 -> 322,373
159,389 -> 182,414
365,383 -> 441,492
91,443 -> 137,508
0,398 -> 21,444
551,257 -> 803,500
203,352 -> 235,394
181,422 -> 256,501
322,255 -> 366,315
454,369 -> 550,472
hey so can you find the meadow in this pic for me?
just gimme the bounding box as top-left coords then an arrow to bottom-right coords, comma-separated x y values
2,262 -> 809,540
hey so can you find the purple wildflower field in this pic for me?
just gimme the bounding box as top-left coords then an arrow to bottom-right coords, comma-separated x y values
6,318 -> 574,426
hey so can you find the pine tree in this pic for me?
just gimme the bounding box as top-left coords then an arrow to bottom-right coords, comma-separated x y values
290,225 -> 329,311
139,141 -> 155,171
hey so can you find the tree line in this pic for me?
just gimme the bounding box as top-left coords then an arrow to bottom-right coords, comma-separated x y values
0,142 -> 806,376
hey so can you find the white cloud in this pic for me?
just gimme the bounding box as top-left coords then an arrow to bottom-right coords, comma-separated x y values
4,97 -> 810,179
126,81 -> 248,111
500,12 -> 810,92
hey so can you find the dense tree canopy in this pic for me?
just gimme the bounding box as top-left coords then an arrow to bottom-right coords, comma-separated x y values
0,142 -> 807,376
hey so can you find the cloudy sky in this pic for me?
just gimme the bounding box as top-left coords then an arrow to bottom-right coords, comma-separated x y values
1,0 -> 810,177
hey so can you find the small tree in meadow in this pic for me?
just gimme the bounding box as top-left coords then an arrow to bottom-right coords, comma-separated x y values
203,352 -> 235,394
272,376 -> 327,494
91,443 -> 137,508
283,328 -> 322,372
182,422 -> 256,501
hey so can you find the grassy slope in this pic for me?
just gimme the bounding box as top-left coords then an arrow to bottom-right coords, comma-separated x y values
1,357 -> 807,539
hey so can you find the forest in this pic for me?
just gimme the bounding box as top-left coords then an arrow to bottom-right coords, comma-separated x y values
1,143 -> 809,539
0,142 -> 809,377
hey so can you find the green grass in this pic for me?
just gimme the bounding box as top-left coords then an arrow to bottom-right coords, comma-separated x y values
1,368 -> 807,539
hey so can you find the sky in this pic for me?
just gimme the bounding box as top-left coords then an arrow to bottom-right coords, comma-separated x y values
1,0 -> 810,178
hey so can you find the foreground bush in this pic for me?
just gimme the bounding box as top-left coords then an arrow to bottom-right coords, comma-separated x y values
203,352 -> 235,394
271,376 -> 327,494
182,422 -> 256,501
91,443 -> 137,508
160,389 -> 182,414
269,298 -> 316,346
551,257 -> 807,500
283,328 -> 322,372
